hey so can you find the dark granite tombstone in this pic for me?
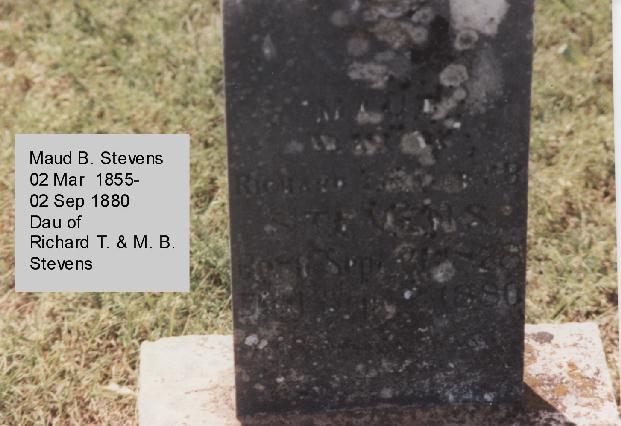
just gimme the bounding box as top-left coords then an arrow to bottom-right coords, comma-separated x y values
224,0 -> 534,417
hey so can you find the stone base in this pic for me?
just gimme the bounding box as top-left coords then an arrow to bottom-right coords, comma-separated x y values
138,323 -> 619,425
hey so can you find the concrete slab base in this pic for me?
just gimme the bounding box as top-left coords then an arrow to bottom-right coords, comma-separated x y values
138,323 -> 619,425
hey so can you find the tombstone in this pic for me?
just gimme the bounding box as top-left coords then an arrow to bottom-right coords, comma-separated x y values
224,0 -> 534,417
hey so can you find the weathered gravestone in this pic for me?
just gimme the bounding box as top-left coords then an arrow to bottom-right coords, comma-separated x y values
224,0 -> 534,417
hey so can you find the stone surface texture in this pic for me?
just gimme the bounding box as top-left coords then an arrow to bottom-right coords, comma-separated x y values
138,323 -> 620,426
224,0 -> 534,416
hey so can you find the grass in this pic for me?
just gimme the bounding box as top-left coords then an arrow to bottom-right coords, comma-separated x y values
528,0 -> 617,397
0,0 -> 616,424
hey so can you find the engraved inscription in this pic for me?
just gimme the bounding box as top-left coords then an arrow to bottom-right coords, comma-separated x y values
234,172 -> 346,197
225,0 -> 533,414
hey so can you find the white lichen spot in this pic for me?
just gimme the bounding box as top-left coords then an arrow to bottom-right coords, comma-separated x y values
347,35 -> 370,57
262,34 -> 277,61
404,289 -> 413,300
411,6 -> 435,25
455,29 -> 479,51
276,376 -> 285,384
444,119 -> 462,129
284,139 -> 304,154
380,387 -> 394,399
453,87 -> 468,101
356,104 -> 384,125
400,131 -> 435,166
462,173 -> 470,188
449,0 -> 509,36
326,261 -> 340,274
430,260 -> 455,283
423,99 -> 433,114
312,134 -> 338,151
362,2 -> 410,22
353,134 -> 385,156
323,135 -> 337,151
400,359 -> 413,371
484,392 -> 495,402
465,47 -> 503,113
264,224 -> 277,234
244,334 -> 259,346
348,61 -> 389,89
400,131 -> 426,155
330,10 -> 350,27
372,20 -> 427,49
258,339 -> 268,350
384,211 -> 394,230
439,64 -> 469,87
419,150 -> 435,167
384,302 -> 397,320
431,87 -> 468,121
384,169 -> 418,192
431,97 -> 455,120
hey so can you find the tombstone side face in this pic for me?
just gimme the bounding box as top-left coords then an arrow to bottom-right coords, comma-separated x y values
224,0 -> 534,417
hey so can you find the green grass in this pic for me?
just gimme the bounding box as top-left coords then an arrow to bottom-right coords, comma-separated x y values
0,0 -> 616,424
528,0 -> 617,395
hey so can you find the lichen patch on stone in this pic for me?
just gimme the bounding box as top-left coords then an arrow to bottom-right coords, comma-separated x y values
465,46 -> 504,113
244,334 -> 259,346
356,104 -> 384,125
348,61 -> 389,89
262,34 -> 277,61
449,0 -> 509,36
284,140 -> 304,154
439,64 -> 469,88
330,9 -> 350,27
371,20 -> 428,50
411,6 -> 435,25
454,29 -> 479,51
430,260 -> 456,283
400,131 -> 435,165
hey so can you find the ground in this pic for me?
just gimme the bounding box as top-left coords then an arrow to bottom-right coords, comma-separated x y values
0,0 -> 616,424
